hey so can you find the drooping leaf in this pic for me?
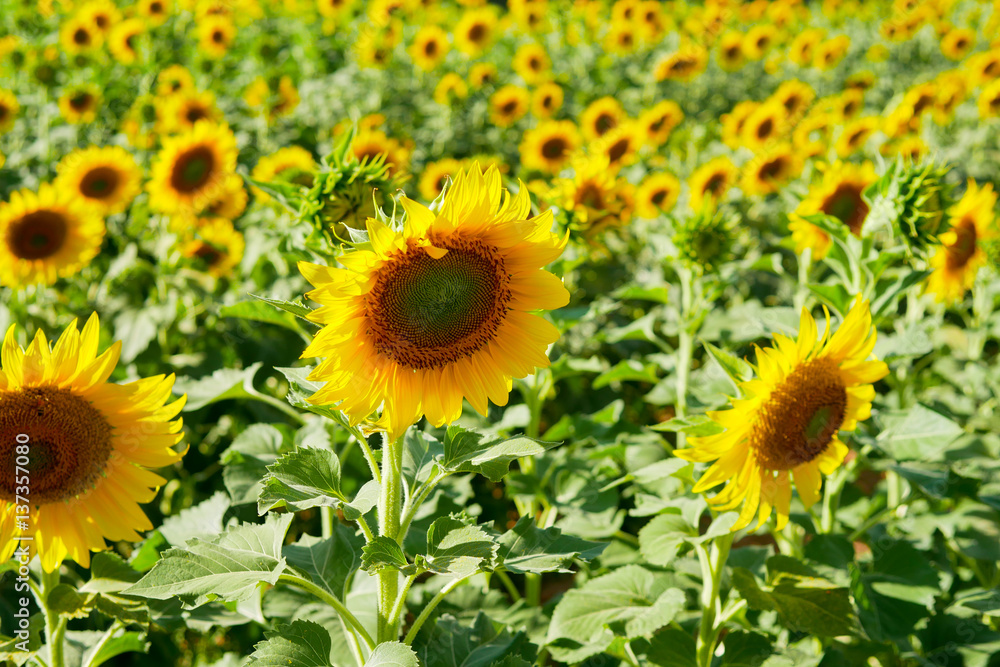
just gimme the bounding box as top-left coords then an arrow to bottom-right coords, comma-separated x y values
424,515 -> 498,577
731,568 -> 857,638
175,363 -> 263,412
220,299 -> 306,333
496,517 -> 607,574
441,426 -> 560,482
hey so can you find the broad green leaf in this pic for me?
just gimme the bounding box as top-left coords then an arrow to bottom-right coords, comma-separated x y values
277,366 -> 355,431
246,620 -> 332,667
637,514 -> 694,567
283,524 -> 365,600
248,294 -> 314,320
412,613 -> 536,667
47,585 -> 93,619
175,363 -> 264,412
258,448 -> 344,514
441,426 -> 559,482
719,631 -> 773,666
403,429 -> 444,491
425,515 -> 498,577
731,568 -> 857,637
79,553 -> 150,625
613,284 -> 671,304
808,284 -> 853,316
649,414 -> 724,437
160,491 -> 231,546
221,424 -> 290,505
81,628 -> 148,667
365,641 -> 419,667
361,536 -> 414,575
113,309 -> 160,364
547,565 -> 686,649
496,517 -> 607,574
643,628 -> 697,667
220,299 -> 304,333
701,341 -> 752,387
876,405 -> 963,461
593,360 -> 661,389
341,480 -> 379,521
125,514 -> 293,606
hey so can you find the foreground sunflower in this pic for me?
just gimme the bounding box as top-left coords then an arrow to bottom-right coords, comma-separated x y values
147,121 -> 237,214
675,298 -> 888,530
299,164 -> 569,437
55,145 -> 142,216
0,184 -> 106,288
0,315 -> 186,571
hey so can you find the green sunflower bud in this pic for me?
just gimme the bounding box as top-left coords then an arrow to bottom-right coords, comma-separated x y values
864,159 -> 954,255
672,207 -> 737,273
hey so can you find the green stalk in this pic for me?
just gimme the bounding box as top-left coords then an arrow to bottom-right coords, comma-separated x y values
377,432 -> 405,642
279,574 -> 375,650
41,568 -> 66,667
403,576 -> 469,645
676,265 -> 696,450
695,532 -> 734,667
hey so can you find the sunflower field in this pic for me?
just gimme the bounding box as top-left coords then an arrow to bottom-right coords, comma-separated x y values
2,0 -> 1000,665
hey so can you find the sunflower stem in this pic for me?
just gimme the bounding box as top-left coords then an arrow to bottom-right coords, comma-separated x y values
402,575 -> 470,645
820,465 -> 848,534
377,431 -> 405,642
695,532 -> 734,667
795,248 -> 813,311
676,265 -> 696,449
40,568 -> 66,667
278,573 -> 375,650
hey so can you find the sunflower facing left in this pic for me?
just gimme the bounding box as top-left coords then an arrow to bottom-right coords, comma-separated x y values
300,163 -> 570,437
0,315 -> 187,571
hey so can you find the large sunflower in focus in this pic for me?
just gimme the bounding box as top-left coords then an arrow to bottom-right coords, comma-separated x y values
299,164 -> 569,437
675,298 -> 888,531
0,315 -> 187,571
926,181 -> 997,303
55,146 -> 142,216
789,161 -> 876,259
0,184 -> 106,288
147,121 -> 237,214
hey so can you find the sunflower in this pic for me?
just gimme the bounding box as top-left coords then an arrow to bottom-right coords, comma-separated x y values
520,120 -> 580,174
636,0 -> 665,40
468,62 -> 498,89
789,28 -> 825,66
580,96 -> 624,141
545,154 -> 633,236
147,121 -> 238,214
688,156 -> 737,212
490,85 -> 530,127
636,172 -> 680,218
58,85 -> 101,124
675,298 -> 888,532
639,100 -> 683,146
159,89 -> 222,134
978,80 -> 1000,119
0,184 -> 106,288
717,31 -> 746,71
156,65 -> 195,97
926,181 -> 998,303
137,0 -> 171,25
593,121 -> 643,169
966,50 -> 1000,88
351,129 -> 410,177
831,89 -> 864,120
741,143 -> 802,197
903,83 -> 938,119
654,45 -> 708,82
721,101 -> 758,149
454,8 -> 496,55
0,89 -> 18,133
410,25 -> 449,71
55,146 -> 142,217
835,116 -> 879,157
418,158 -> 462,201
741,100 -> 787,151
251,145 -> 316,203
788,161 -> 876,258
299,164 -> 568,437
845,70 -> 876,91
792,111 -> 832,158
205,173 -> 248,219
0,315 -> 186,571
742,24 -> 777,60
513,43 -> 551,84
434,73 -> 469,105
813,35 -> 850,70
198,14 -> 235,59
940,27 -> 974,60
108,17 -> 145,65
79,0 -> 121,32
60,15 -> 103,55
933,73 -> 968,124
772,79 -> 815,119
531,82 -> 563,119
180,217 -> 245,277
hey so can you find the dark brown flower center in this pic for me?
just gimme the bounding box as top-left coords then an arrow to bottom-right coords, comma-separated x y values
0,387 -> 114,504
7,210 -> 69,260
73,28 -> 90,45
823,183 -> 868,236
946,218 -> 978,269
541,137 -> 568,160
170,145 -> 216,193
69,92 -> 93,111
80,166 -> 121,200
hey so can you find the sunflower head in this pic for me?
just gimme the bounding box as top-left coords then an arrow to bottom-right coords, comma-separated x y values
865,159 -> 954,255
0,315 -> 187,571
298,163 -> 568,437
55,145 -> 143,217
674,298 -> 888,531
672,207 -> 737,273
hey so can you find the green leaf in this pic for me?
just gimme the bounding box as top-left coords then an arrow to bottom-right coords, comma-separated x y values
249,294 -> 315,319
593,360 -> 661,389
78,553 -> 150,625
361,536 -> 414,575
649,414 -> 724,437
731,568 -> 857,637
412,613 -> 536,667
47,585 -> 93,619
496,517 -> 607,574
220,299 -> 305,333
365,641 -> 419,667
637,514 -> 695,567
246,620 -> 332,667
283,523 -> 365,600
701,340 -> 752,387
160,491 -> 231,546
403,429 -> 444,491
808,283 -> 853,315
876,404 -> 963,461
441,425 -> 559,482
125,514 -> 293,606
81,628 -> 148,667
258,448 -> 344,514
425,514 -> 498,576
175,363 -> 263,412
643,628 -> 697,667
547,565 -> 686,649
718,630 -> 772,666
221,424 -> 290,505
